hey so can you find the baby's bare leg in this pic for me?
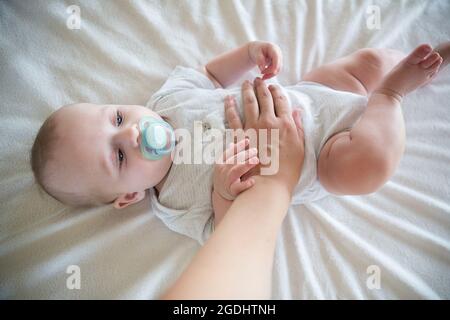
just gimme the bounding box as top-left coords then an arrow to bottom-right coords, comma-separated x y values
303,48 -> 405,96
318,44 -> 446,195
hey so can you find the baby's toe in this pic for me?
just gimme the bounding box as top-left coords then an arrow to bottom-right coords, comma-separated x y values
428,57 -> 443,74
407,44 -> 433,65
420,52 -> 441,69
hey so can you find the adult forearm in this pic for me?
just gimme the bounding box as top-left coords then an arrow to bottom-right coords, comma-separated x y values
162,176 -> 291,299
205,42 -> 255,88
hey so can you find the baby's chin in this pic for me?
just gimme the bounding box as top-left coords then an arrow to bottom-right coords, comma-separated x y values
151,154 -> 173,191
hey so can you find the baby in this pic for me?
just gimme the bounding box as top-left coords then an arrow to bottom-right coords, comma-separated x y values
31,41 -> 449,244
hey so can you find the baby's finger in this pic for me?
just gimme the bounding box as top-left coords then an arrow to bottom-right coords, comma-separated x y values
262,72 -> 275,80
229,177 -> 256,197
264,47 -> 280,75
228,157 -> 259,188
256,53 -> 268,72
261,62 -> 272,74
277,49 -> 283,74
226,147 -> 258,165
223,138 -> 249,163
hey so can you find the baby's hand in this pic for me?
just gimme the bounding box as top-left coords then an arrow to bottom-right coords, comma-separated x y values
213,138 -> 259,201
248,41 -> 283,80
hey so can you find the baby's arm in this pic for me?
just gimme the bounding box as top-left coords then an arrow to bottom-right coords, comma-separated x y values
204,41 -> 283,88
212,139 -> 259,227
212,190 -> 233,226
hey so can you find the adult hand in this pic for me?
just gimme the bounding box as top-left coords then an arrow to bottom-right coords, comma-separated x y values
224,77 -> 305,194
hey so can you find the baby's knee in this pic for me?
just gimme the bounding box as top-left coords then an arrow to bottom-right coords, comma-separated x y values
318,135 -> 395,195
354,48 -> 385,69
357,145 -> 395,192
355,48 -> 405,73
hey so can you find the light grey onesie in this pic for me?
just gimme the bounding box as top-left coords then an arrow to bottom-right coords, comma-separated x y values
146,66 -> 368,244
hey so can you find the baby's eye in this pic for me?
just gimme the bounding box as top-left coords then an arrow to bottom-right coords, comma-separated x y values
118,149 -> 124,168
116,111 -> 123,126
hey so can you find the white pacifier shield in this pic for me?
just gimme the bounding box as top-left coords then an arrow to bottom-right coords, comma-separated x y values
139,116 -> 175,160
146,125 -> 166,149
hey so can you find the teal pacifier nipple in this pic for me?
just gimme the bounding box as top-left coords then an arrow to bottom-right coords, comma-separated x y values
139,116 -> 175,160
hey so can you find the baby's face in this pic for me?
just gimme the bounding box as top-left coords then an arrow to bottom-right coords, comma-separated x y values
52,103 -> 172,208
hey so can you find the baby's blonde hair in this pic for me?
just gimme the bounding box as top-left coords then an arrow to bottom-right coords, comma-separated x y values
30,111 -> 115,208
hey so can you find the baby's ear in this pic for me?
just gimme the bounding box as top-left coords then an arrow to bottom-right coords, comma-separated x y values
113,191 -> 146,209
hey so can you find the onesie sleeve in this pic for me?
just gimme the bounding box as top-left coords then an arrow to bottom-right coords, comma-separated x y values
150,191 -> 214,245
147,66 -> 216,111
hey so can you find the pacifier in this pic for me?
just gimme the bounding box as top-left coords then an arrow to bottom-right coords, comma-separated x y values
139,116 -> 175,160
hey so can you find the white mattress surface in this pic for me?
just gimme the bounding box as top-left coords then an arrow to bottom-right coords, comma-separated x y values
0,0 -> 449,299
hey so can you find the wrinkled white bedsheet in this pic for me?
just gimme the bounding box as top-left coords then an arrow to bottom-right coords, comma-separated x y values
1,0 -> 449,299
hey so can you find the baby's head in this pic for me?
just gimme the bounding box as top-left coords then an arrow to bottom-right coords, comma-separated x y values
30,103 -> 173,209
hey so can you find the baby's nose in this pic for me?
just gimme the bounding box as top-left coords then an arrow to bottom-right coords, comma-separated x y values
121,124 -> 140,148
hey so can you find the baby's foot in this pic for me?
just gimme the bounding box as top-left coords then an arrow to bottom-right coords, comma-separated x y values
375,44 -> 443,101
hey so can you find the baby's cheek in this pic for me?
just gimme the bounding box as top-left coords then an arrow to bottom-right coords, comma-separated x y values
142,160 -> 166,184
127,157 -> 171,188
125,162 -> 150,182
